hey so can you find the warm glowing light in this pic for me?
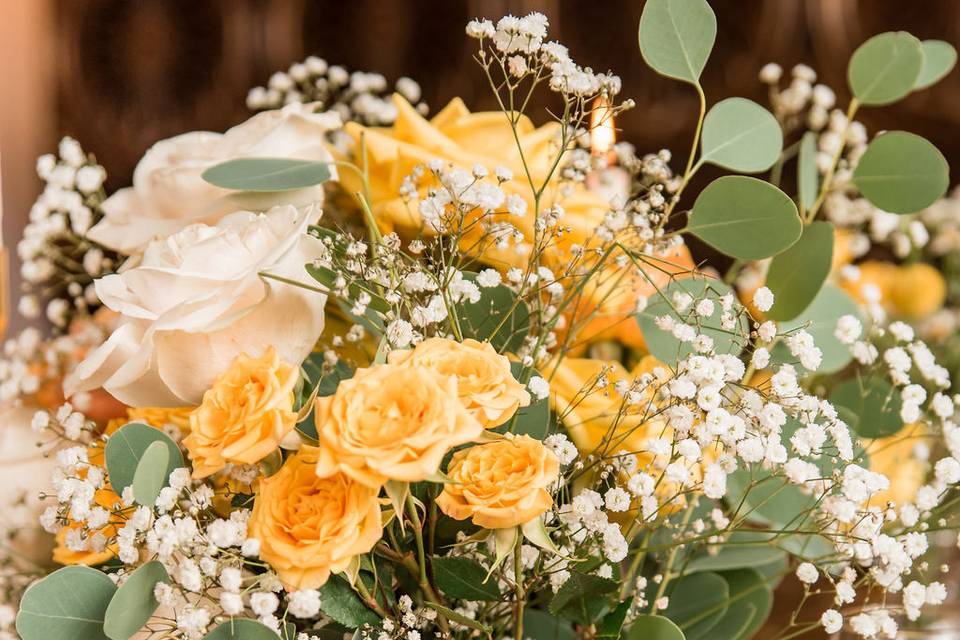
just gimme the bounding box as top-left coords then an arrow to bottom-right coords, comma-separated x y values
590,94 -> 616,158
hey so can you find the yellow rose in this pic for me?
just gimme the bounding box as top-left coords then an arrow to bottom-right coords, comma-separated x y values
53,484 -> 124,566
314,363 -> 483,487
184,348 -> 298,479
248,447 -> 382,590
839,260 -> 945,320
337,95 -> 609,268
437,434 -> 559,529
866,423 -> 929,508
388,338 -> 530,428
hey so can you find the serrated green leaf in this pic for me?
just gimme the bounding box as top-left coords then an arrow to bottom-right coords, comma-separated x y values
915,39 -> 957,90
765,221 -> 834,321
638,0 -> 716,85
662,572 -> 728,639
202,157 -> 332,191
798,132 -> 819,212
432,556 -> 500,601
104,561 -> 169,640
624,615 -> 686,640
830,376 -> 903,437
105,422 -> 183,496
549,571 -> 618,624
853,131 -> 948,214
16,566 -> 117,640
699,98 -> 782,172
775,284 -> 860,374
203,619 -> 282,639
132,441 -> 170,507
687,176 -> 801,260
848,31 -> 923,105
318,574 -> 380,628
597,600 -> 632,638
524,609 -> 576,640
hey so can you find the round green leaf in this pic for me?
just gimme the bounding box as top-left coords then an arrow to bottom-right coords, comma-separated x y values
765,221 -> 834,321
686,545 -> 787,574
830,376 -> 903,437
687,176 -> 801,260
624,615 -> 686,640
105,422 -> 184,496
699,98 -> 782,172
853,131 -> 949,214
662,572 -> 728,639
104,561 -> 169,640
132,441 -> 171,507
203,619 -> 280,639
797,132 -> 819,211
776,284 -> 860,374
16,566 -> 117,640
202,158 -> 332,191
456,273 -> 531,353
915,40 -> 957,90
848,31 -> 923,105
715,569 -> 773,640
638,0 -> 716,85
636,277 -> 748,366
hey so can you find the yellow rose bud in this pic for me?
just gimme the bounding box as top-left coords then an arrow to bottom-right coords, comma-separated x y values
388,338 -> 530,428
248,447 -> 382,590
437,434 -> 559,529
184,347 -> 298,479
889,263 -> 946,319
314,363 -> 483,487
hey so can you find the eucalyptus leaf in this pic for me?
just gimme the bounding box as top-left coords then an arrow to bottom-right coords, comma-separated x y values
203,619 -> 282,639
16,566 -> 117,640
662,572 -> 728,639
132,441 -> 170,507
830,376 -> 903,438
765,221 -> 834,321
718,569 -> 773,640
523,609 -> 576,640
104,422 -> 183,496
686,545 -> 787,574
624,615 -> 686,640
638,0 -> 716,85
775,284 -> 860,374
699,98 -> 782,172
202,157 -> 332,191
798,132 -> 819,212
915,40 -> 957,90
432,556 -> 501,601
853,131 -> 949,213
104,561 -> 169,640
687,176 -> 802,260
848,31 -> 923,105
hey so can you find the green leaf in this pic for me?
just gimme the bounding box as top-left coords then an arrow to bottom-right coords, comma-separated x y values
714,569 -> 773,640
131,441 -> 170,507
687,176 -> 801,260
104,561 -> 169,640
847,31 -> 923,105
16,566 -> 117,640
699,98 -> 782,172
424,602 -> 492,634
432,556 -> 501,601
318,574 -> 380,628
798,132 -> 819,212
203,619 -> 282,639
636,277 -> 748,366
202,157 -> 332,191
915,40 -> 957,89
775,284 -> 860,374
686,545 -> 787,574
830,376 -> 903,438
638,0 -> 716,85
502,362 -> 549,438
662,572 -> 728,639
456,273 -> 531,353
853,131 -> 949,214
104,422 -> 183,497
523,609 -> 576,640
549,571 -> 618,624
624,615 -> 686,640
597,600 -> 632,638
765,221 -> 834,321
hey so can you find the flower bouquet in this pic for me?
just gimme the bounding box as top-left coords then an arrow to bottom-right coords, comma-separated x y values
6,1 -> 960,639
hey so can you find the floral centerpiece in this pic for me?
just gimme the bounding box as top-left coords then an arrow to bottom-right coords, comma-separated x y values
5,2 -> 960,639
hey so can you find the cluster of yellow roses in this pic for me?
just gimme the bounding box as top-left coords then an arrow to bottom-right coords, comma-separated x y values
182,338 -> 559,590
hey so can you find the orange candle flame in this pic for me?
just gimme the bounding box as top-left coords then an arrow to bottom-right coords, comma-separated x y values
590,94 -> 616,161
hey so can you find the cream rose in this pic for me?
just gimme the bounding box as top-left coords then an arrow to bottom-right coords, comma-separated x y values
87,104 -> 341,255
65,205 -> 326,407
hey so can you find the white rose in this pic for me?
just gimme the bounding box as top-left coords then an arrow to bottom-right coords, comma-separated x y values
87,104 -> 341,255
65,204 -> 326,406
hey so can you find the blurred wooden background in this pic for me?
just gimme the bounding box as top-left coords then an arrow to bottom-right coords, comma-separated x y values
2,0 -> 960,331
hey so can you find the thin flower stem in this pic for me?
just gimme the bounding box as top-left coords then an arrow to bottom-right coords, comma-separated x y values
513,535 -> 525,639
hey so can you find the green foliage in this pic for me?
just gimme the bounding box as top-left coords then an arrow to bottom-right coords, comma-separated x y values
16,566 -> 117,640
915,40 -> 957,89
775,284 -> 860,374
685,545 -> 787,575
523,610 -> 576,639
765,221 -> 834,321
624,615 -> 686,640
296,354 -> 354,442
432,556 -> 501,601
318,574 -> 380,628
687,176 -> 801,260
848,32 -> 923,105
104,422 -> 184,496
637,277 -> 748,366
596,600 -> 631,638
104,561 -> 169,640
202,157 -> 332,191
661,572 -> 728,639
853,131 -> 949,214
711,569 -> 773,640
638,0 -> 716,85
501,362 -> 549,438
797,132 -> 819,211
131,441 -> 170,507
455,273 -> 531,353
203,619 -> 283,639
830,376 -> 903,438
548,571 -> 618,625
699,98 -> 782,172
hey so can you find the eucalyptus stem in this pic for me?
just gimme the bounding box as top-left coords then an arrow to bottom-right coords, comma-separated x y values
806,98 -> 860,222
